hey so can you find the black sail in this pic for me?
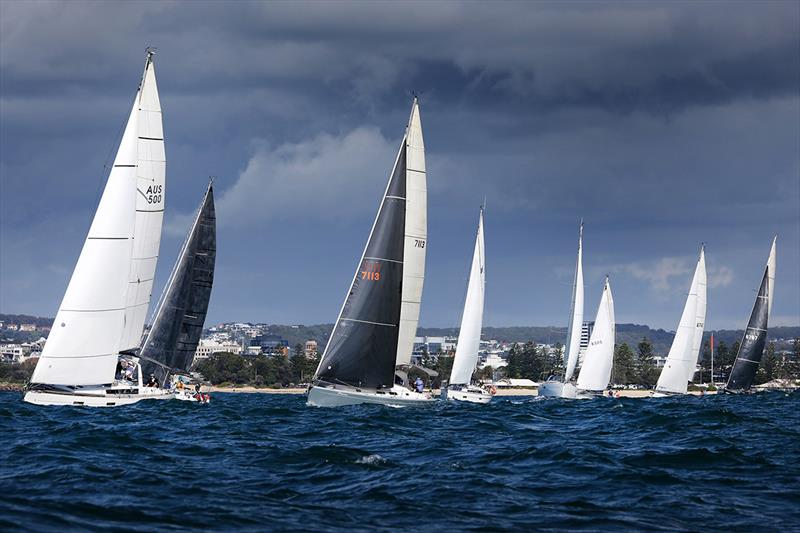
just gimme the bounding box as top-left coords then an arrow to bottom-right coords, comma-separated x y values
141,183 -> 216,384
315,145 -> 407,389
725,268 -> 769,391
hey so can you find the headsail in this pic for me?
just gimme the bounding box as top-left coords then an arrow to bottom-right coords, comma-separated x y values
449,208 -> 486,386
767,236 -> 776,318
120,50 -> 167,350
655,246 -> 706,394
315,99 -> 425,389
563,222 -> 584,382
576,277 -> 615,392
140,183 -> 216,384
31,68 -> 145,386
726,245 -> 772,391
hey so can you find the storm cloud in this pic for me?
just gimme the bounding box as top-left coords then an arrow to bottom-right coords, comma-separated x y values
1,0 -> 798,330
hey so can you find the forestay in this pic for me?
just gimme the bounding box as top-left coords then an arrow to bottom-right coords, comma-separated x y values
576,277 -> 615,392
449,209 -> 486,386
140,183 -> 216,384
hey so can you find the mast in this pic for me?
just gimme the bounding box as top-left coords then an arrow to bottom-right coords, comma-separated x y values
449,207 -> 486,386
314,98 -> 423,389
140,181 -> 216,384
563,221 -> 584,382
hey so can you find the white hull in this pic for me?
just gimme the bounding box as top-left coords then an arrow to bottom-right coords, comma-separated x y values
538,381 -> 605,399
651,390 -> 683,398
174,389 -> 210,403
24,385 -> 173,407
307,383 -> 434,407
441,385 -> 493,404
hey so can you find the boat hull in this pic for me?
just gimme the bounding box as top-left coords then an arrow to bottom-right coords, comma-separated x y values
441,385 -> 493,404
23,385 -> 174,407
307,383 -> 434,407
538,381 -> 578,399
538,382 -> 606,399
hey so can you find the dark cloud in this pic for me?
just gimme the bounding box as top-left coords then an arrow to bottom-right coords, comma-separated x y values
1,0 -> 798,330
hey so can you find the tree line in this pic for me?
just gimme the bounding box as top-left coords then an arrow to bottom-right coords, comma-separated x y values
193,344 -> 321,387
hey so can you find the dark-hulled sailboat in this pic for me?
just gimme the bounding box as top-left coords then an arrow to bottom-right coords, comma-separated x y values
724,237 -> 776,393
140,182 -> 216,397
307,98 -> 433,407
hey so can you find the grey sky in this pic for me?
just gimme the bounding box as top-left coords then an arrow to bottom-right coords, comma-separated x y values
1,0 -> 798,330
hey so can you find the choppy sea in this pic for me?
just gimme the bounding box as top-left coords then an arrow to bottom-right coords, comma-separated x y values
1,391 -> 799,531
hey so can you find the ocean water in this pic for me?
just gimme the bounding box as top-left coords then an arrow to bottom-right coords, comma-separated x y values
1,391 -> 799,531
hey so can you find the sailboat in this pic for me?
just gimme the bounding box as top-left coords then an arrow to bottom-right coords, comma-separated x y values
442,208 -> 492,404
25,50 -> 171,407
307,98 -> 433,407
724,237 -> 776,393
140,182 -> 216,402
539,222 -> 584,398
653,246 -> 707,396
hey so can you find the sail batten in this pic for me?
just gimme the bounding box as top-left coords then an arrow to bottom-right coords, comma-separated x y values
449,209 -> 486,386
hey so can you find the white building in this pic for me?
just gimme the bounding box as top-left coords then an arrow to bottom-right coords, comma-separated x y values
194,339 -> 243,359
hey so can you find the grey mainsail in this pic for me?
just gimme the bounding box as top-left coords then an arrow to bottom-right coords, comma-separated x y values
140,183 -> 216,383
314,143 -> 408,389
725,268 -> 769,392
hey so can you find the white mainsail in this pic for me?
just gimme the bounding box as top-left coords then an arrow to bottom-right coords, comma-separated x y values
563,222 -> 584,382
120,53 -> 166,350
767,235 -> 776,319
449,209 -> 486,385
655,247 -> 706,394
576,277 -> 615,392
31,51 -> 164,386
395,99 -> 427,366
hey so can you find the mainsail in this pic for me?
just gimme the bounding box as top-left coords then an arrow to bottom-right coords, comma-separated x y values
120,51 -> 166,350
449,208 -> 486,386
31,52 -> 162,387
563,222 -> 584,382
576,277 -> 615,392
315,99 -> 426,389
726,254 -> 771,391
140,183 -> 216,384
655,246 -> 707,394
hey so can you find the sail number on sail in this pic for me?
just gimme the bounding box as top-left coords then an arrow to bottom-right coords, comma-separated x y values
414,239 -> 426,248
142,184 -> 163,205
361,260 -> 382,281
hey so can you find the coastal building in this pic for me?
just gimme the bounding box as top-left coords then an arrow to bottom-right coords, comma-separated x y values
19,324 -> 37,332
304,340 -> 318,357
194,339 -> 243,359
413,336 -> 457,355
577,320 -> 594,365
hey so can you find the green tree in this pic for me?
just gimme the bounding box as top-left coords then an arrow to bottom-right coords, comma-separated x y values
635,337 -> 658,387
613,343 -> 636,384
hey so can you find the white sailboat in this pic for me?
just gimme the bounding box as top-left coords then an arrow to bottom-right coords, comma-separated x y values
442,208 -> 492,404
539,222 -> 584,398
653,246 -> 707,396
307,98 -> 433,407
566,276 -> 615,399
25,50 -> 172,407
